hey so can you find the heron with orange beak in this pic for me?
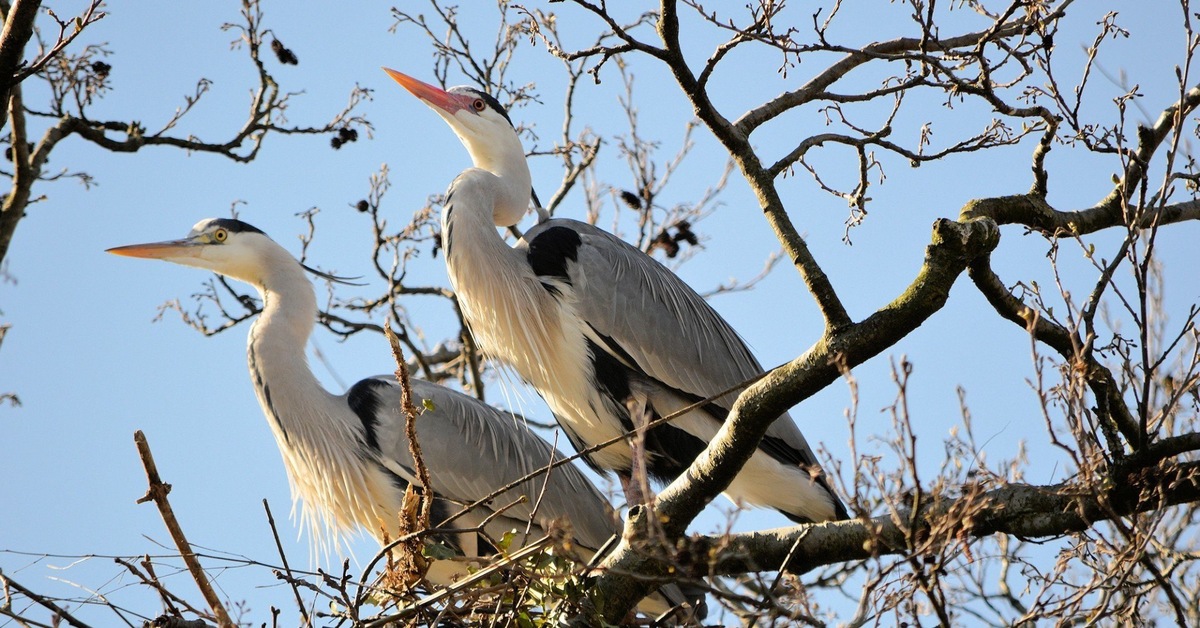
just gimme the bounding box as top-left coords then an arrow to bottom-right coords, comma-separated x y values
385,68 -> 848,524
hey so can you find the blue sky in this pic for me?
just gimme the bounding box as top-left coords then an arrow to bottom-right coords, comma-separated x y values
2,1 -> 1195,624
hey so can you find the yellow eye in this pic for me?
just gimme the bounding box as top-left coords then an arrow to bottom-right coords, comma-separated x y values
472,98 -> 486,112
213,228 -> 228,242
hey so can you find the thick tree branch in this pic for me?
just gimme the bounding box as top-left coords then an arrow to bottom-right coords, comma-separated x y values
0,1 -> 105,132
0,0 -> 38,91
961,194 -> 1200,235
587,216 -> 1000,621
590,445 -> 1200,622
961,86 -> 1200,235
690,459 -> 1200,577
0,82 -> 30,263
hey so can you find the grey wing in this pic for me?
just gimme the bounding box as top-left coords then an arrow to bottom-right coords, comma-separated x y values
522,218 -> 817,459
358,377 -> 617,550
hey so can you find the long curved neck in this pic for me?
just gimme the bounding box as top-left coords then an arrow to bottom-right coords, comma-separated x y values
441,168 -> 580,389
244,247 -> 386,550
244,248 -> 338,448
463,126 -> 530,227
443,169 -> 522,263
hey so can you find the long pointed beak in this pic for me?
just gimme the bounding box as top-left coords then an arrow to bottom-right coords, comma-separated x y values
383,67 -> 474,115
106,238 -> 203,260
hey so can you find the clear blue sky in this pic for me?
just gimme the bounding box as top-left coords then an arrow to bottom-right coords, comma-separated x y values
1,2 -> 1193,625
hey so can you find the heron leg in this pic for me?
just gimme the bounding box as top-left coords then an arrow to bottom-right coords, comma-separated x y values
622,397 -> 656,509
618,471 -> 646,509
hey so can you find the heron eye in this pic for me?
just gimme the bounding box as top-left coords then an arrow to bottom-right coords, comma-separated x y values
472,98 -> 486,112
213,228 -> 228,242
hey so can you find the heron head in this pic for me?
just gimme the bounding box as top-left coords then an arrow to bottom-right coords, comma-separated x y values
384,68 -> 532,226
383,68 -> 519,152
106,218 -> 277,285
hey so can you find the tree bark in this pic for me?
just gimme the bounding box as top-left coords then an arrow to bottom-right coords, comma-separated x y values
587,216 -> 1001,621
0,0 -> 40,130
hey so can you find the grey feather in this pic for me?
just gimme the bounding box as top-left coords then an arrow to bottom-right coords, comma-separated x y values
520,218 -> 822,466
348,376 -> 618,550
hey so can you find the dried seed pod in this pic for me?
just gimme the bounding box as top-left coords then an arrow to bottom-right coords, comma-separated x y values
271,39 -> 299,65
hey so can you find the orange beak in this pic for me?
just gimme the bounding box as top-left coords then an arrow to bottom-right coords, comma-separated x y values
383,67 -> 476,115
106,239 -> 202,261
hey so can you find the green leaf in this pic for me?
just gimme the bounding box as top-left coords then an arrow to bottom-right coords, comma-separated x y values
422,540 -> 457,560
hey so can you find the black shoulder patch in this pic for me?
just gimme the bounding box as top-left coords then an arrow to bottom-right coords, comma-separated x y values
346,378 -> 393,452
527,225 -> 581,282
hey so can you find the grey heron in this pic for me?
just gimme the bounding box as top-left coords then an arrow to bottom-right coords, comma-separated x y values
106,218 -> 698,616
385,69 -> 848,524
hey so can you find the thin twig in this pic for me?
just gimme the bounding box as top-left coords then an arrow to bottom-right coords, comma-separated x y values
0,568 -> 93,628
263,499 -> 310,626
385,322 -> 433,530
361,536 -> 554,627
133,431 -> 234,628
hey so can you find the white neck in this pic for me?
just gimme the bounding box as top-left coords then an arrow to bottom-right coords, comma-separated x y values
242,247 -> 380,553
442,169 -> 521,264
461,123 -> 531,227
439,169 -> 595,421
246,248 -> 324,420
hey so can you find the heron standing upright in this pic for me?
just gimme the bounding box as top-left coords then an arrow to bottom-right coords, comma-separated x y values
385,69 -> 848,524
106,218 -> 687,604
